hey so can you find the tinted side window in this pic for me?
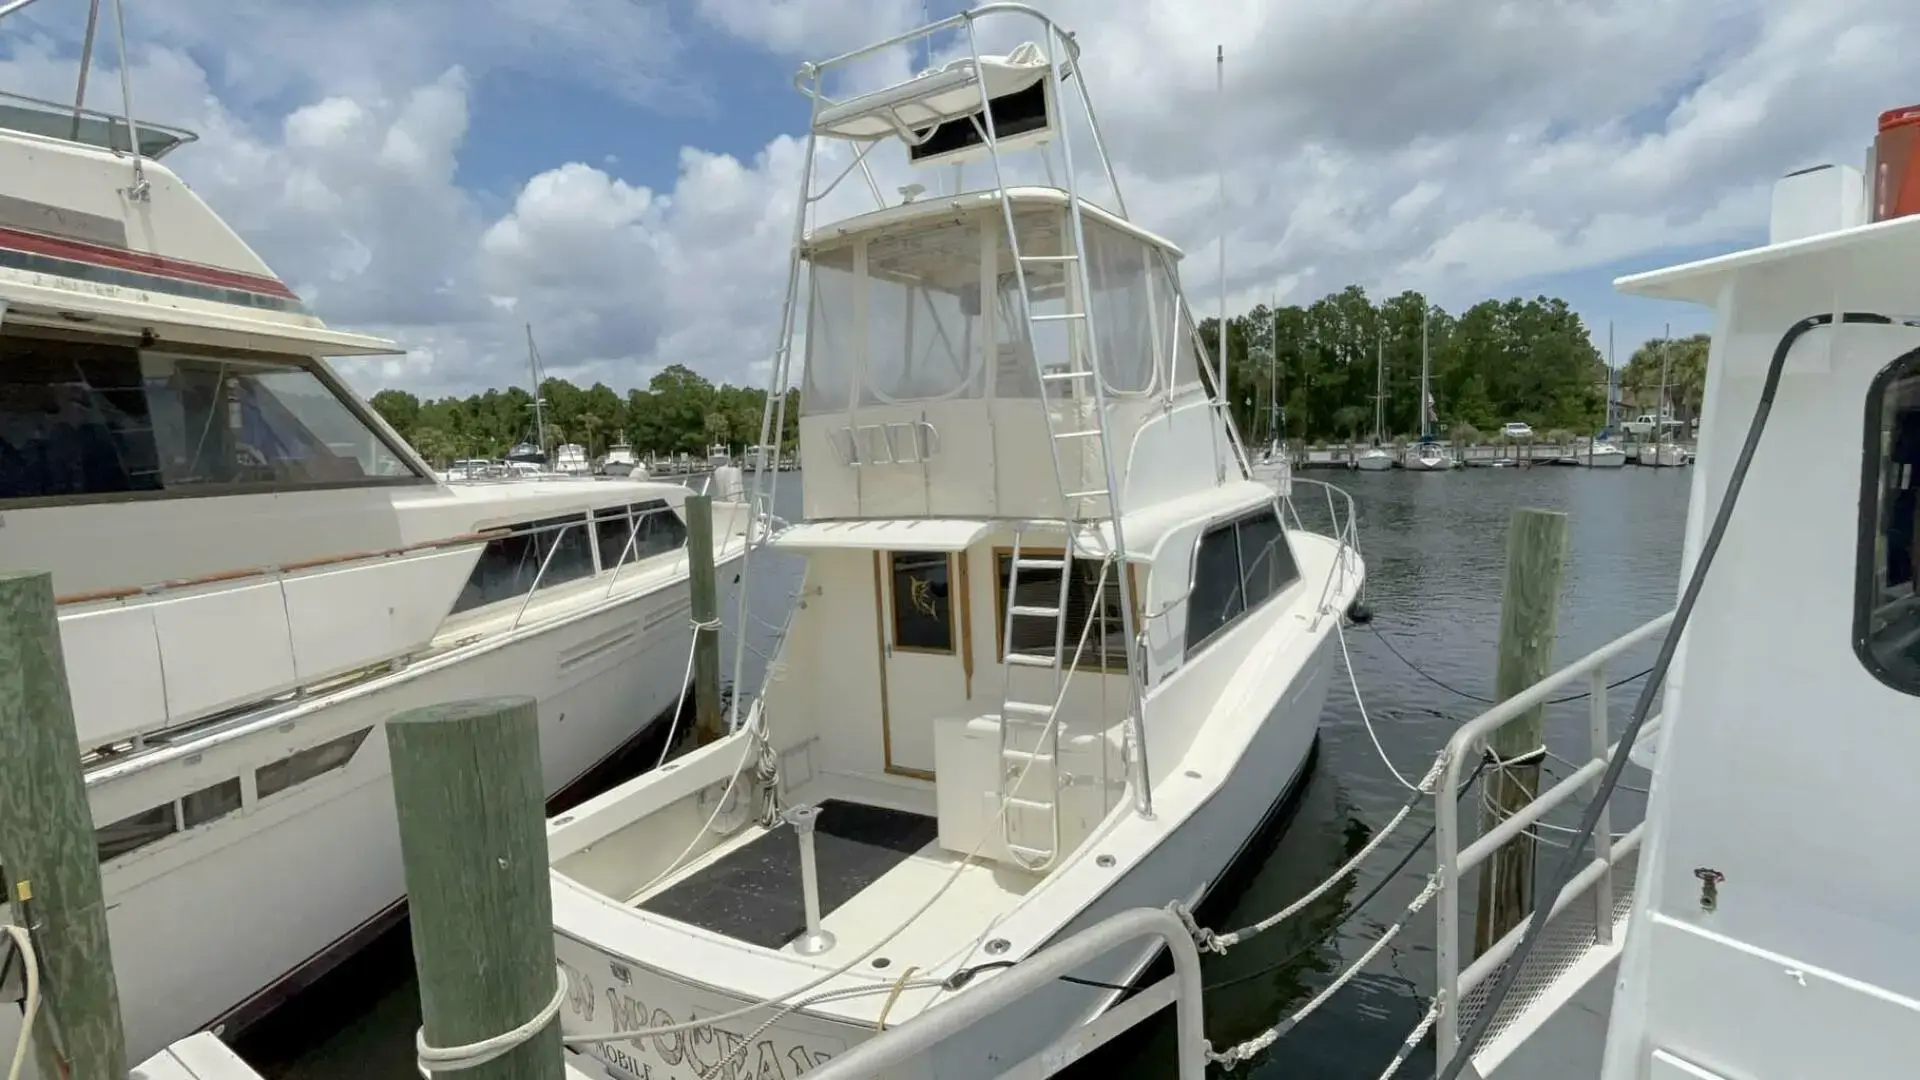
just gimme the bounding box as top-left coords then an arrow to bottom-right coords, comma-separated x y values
1185,523 -> 1244,656
1235,507 -> 1300,609
594,505 -> 635,569
0,336 -> 161,499
997,554 -> 1129,672
1859,350 -> 1920,693
632,499 -> 687,560
451,513 -> 595,614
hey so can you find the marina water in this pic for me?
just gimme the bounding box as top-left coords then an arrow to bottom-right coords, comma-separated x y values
253,466 -> 1687,1079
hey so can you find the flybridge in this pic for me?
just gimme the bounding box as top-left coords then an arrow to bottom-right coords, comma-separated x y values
0,88 -> 197,159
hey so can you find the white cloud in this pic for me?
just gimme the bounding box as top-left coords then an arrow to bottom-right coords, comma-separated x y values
7,0 -> 1920,399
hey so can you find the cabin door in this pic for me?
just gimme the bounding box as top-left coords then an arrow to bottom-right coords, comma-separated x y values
874,550 -> 971,779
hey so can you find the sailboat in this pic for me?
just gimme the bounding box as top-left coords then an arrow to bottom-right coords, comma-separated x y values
1354,335 -> 1393,470
1588,322 -> 1627,467
1403,308 -> 1455,470
1638,333 -> 1688,467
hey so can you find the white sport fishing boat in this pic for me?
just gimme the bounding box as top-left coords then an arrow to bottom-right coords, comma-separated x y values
547,7 -> 1363,1078
664,103 -> 1920,1080
0,10 -> 753,1063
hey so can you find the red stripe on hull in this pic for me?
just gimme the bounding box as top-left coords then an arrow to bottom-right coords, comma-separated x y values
0,224 -> 299,300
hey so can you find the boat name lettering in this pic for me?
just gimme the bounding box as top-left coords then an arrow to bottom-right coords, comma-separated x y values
596,987 -> 834,1080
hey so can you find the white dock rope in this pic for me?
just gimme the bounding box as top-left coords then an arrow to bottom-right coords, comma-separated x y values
1179,749 -> 1443,954
3,924 -> 38,1080
414,974 -> 566,1075
1206,875 -> 1441,1069
1374,1000 -> 1440,1080
1336,618 -> 1429,794
652,614 -> 726,770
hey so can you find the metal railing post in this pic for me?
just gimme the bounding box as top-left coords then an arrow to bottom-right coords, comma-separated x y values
1589,666 -> 1614,944
1435,746 -> 1466,1064
510,523 -> 571,631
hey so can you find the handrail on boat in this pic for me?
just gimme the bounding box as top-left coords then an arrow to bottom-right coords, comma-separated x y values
799,906 -> 1208,1080
1431,608 -> 1675,1065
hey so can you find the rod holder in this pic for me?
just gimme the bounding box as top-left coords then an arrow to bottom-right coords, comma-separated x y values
784,804 -> 836,956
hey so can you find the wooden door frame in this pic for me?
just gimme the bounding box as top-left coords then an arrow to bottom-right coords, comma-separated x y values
871,550 -> 974,781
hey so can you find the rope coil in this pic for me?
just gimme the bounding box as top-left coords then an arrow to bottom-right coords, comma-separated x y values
415,974 -> 566,1076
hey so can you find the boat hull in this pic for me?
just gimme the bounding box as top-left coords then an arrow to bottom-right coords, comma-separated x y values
1354,452 -> 1394,471
553,621 -> 1339,1080
1587,449 -> 1627,468
1403,452 -> 1453,471
0,559 -> 744,1065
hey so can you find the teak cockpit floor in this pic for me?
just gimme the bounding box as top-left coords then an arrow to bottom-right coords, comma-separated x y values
635,799 -> 938,950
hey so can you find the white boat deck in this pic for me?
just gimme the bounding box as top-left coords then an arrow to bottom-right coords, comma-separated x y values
623,769 -> 1042,973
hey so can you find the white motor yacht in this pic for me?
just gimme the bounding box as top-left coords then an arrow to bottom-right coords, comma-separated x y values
547,8 -> 1363,1078
0,69 -> 754,1063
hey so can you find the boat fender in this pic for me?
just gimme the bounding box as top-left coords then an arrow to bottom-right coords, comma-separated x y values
1345,599 -> 1374,625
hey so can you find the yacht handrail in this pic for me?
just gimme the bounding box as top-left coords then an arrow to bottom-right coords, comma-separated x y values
54,528 -> 506,606
1283,476 -> 1362,628
1431,608 -> 1675,1064
799,906 -> 1207,1080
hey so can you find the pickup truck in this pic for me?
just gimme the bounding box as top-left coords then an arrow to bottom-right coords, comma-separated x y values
1621,413 -> 1687,438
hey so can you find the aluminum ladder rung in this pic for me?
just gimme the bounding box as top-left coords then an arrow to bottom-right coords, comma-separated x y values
1031,312 -> 1088,323
1015,557 -> 1065,571
1001,700 -> 1054,719
1002,747 -> 1055,764
1006,842 -> 1056,863
1054,428 -> 1102,440
1019,253 -> 1080,264
1009,604 -> 1060,618
1005,795 -> 1055,813
1041,368 -> 1094,382
1063,488 -> 1110,501
1005,651 -> 1059,669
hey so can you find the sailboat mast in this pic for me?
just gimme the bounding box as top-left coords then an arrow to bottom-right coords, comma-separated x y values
1375,334 -> 1385,444
1607,320 -> 1616,430
525,322 -> 548,455
1268,293 -> 1278,447
1419,307 -> 1431,440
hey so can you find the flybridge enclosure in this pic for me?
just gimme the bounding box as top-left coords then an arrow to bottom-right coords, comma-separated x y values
0,90 -> 197,160
807,42 -> 1058,168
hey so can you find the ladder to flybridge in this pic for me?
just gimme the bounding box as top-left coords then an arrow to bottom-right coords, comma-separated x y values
963,16 -> 1153,870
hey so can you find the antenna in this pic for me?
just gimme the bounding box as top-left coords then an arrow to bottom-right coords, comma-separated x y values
1215,44 -> 1227,411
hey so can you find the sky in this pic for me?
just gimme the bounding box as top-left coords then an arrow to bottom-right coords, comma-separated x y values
5,0 -> 1918,399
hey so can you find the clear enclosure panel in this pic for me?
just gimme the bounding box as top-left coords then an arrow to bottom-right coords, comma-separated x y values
1083,220 -> 1155,395
863,218 -> 986,404
1152,249 -> 1203,389
802,245 -> 860,416
991,203 -> 1076,400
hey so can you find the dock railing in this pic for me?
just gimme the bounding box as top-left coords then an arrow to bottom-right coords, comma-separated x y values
1431,609 -> 1673,1064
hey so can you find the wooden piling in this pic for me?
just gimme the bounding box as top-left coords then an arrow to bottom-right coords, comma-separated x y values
0,570 -> 128,1080
387,697 -> 562,1080
684,493 -> 724,745
1473,509 -> 1571,958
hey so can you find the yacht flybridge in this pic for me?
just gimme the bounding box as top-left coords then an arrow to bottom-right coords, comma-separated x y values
0,9 -> 752,1062
549,7 -> 1363,1078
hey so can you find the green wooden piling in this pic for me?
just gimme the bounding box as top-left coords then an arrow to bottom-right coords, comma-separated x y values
1473,509 -> 1571,958
0,571 -> 128,1080
387,697 -> 562,1080
684,493 -> 724,745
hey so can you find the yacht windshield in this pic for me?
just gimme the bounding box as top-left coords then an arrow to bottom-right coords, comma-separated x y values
0,331 -> 420,503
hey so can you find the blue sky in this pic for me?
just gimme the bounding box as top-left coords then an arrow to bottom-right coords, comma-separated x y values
2,0 -> 1913,397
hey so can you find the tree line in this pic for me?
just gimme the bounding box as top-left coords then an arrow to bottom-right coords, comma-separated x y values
365,289 -> 1705,463
369,365 -> 800,465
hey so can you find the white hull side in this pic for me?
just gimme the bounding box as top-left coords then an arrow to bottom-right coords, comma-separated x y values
553,600 -> 1342,1080
1403,454 -> 1453,472
1354,451 -> 1394,472
3,560 -> 743,1066
1587,449 -> 1627,468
